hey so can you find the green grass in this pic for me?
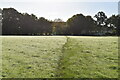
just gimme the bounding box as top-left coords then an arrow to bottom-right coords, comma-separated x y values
2,36 -> 118,78
0,37 -> 2,77
57,36 -> 118,78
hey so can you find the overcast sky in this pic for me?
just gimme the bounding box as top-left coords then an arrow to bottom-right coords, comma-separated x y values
0,0 -> 119,21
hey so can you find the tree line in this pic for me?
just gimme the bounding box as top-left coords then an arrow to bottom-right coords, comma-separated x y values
1,8 -> 120,36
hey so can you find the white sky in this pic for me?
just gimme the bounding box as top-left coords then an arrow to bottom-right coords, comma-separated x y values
0,0 -> 119,2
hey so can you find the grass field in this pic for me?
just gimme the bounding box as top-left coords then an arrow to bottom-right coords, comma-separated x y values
1,36 -> 118,78
0,37 -> 2,77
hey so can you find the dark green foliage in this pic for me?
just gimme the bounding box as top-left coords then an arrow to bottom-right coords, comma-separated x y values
106,15 -> 120,35
2,8 -> 119,36
66,14 -> 95,35
2,8 -> 52,35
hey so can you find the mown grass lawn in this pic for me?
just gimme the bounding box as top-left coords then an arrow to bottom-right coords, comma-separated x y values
0,37 -> 2,77
2,36 -> 67,78
1,36 -> 118,78
57,36 -> 118,78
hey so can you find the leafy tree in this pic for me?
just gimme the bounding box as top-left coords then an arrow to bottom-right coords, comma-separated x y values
52,18 -> 66,35
94,11 -> 108,35
38,17 -> 52,35
107,15 -> 120,35
54,18 -> 64,22
2,8 -> 119,36
2,8 -> 52,35
85,16 -> 96,35
0,8 -> 2,35
94,11 -> 107,26
2,8 -> 21,34
67,14 -> 95,35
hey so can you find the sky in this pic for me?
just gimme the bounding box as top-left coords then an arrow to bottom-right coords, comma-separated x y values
0,0 -> 119,21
